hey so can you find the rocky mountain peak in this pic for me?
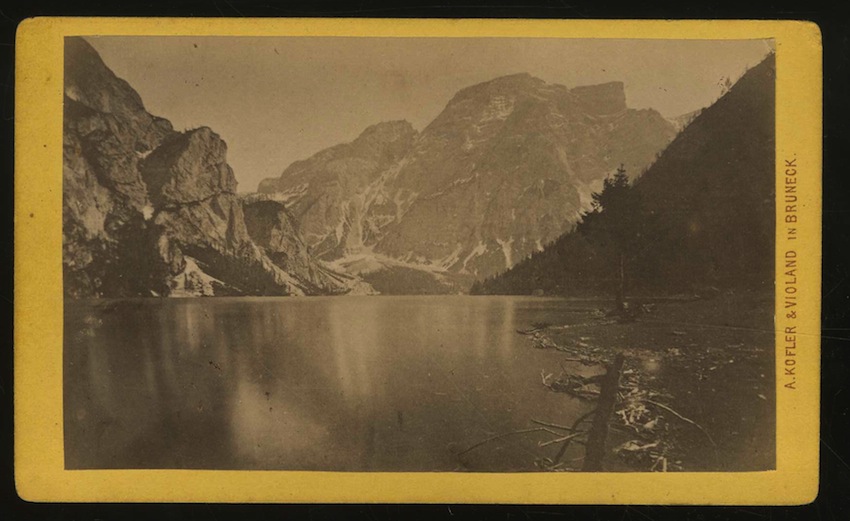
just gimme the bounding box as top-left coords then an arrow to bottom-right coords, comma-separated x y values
450,72 -> 544,100
348,119 -> 418,162
357,119 -> 417,142
65,37 -> 149,118
63,36 -> 174,211
433,73 -> 547,124
570,81 -> 627,115
140,126 -> 237,207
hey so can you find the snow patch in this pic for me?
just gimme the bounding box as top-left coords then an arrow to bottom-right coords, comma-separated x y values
462,135 -> 475,151
65,86 -> 81,102
437,243 -> 464,270
462,241 -> 488,272
576,178 -> 604,210
343,279 -> 380,296
80,206 -> 106,236
269,183 -> 310,205
334,201 -> 350,243
496,237 -> 514,268
170,256 -> 226,297
327,247 -> 454,278
325,250 -> 386,276
481,95 -> 516,123
392,189 -> 418,223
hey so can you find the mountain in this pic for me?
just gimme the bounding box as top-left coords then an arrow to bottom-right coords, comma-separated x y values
63,37 -> 345,297
258,73 -> 677,289
667,108 -> 703,132
257,120 -> 418,259
474,53 -> 775,296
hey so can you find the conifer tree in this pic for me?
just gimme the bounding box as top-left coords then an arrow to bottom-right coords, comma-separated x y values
584,164 -> 642,310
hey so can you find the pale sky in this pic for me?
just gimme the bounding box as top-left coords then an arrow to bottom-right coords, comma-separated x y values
86,36 -> 773,191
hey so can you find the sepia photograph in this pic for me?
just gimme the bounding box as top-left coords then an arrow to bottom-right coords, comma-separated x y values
59,34 -> 779,474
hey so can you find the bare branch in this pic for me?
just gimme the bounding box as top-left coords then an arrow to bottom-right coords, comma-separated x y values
645,399 -> 717,447
458,428 -> 550,456
553,408 -> 597,464
530,419 -> 576,431
538,431 -> 586,448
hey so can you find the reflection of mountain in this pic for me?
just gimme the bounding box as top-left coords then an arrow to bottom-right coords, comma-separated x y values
475,53 -> 775,296
63,37 -> 345,297
65,296 -> 556,470
64,301 -> 237,468
258,74 -> 677,291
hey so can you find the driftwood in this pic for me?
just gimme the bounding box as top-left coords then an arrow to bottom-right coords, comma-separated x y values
645,399 -> 717,447
517,319 -> 617,337
581,353 -> 625,471
458,427 -> 562,456
459,409 -> 602,465
552,408 -> 597,464
460,350 -> 714,473
541,370 -> 604,400
510,307 -> 728,472
538,431 -> 585,448
530,418 -> 576,432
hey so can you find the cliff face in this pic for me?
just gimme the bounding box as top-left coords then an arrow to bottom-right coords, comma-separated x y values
63,37 -> 175,297
63,37 -> 343,297
241,198 -> 345,293
259,73 -> 677,284
258,120 -> 418,259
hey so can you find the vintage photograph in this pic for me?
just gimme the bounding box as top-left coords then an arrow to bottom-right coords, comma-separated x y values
62,35 -> 776,473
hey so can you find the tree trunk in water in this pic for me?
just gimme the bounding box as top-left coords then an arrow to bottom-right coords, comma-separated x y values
616,252 -> 625,312
582,353 -> 625,471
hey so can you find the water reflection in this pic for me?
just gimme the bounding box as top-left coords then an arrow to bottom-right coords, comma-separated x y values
327,297 -> 381,408
65,296 -> 588,471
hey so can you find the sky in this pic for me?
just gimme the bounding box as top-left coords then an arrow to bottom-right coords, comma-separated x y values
87,36 -> 773,192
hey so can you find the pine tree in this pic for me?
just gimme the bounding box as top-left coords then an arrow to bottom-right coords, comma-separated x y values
584,164 -> 642,310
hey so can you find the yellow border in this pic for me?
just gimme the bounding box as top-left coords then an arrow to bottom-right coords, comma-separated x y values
14,17 -> 822,504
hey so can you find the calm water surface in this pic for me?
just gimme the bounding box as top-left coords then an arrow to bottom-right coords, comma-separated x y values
65,296 -> 600,471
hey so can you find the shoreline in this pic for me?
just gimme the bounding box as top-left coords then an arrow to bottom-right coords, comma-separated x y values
518,292 -> 775,471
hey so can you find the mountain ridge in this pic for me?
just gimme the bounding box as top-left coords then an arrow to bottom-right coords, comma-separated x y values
257,72 -> 677,290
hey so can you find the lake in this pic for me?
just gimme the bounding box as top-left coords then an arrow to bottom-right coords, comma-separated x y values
64,296 -> 603,471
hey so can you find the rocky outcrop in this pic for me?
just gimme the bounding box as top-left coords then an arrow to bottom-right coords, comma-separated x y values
63,37 -> 175,297
63,37 -> 344,297
259,73 -> 677,282
140,128 -> 343,296
141,127 -> 238,206
242,198 -> 345,293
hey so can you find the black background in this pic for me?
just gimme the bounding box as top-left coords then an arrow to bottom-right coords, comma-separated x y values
1,2 -> 848,520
